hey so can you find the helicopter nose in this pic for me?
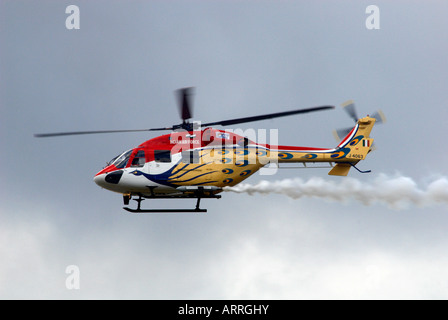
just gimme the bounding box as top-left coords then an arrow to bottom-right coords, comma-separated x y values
94,173 -> 107,188
94,170 -> 124,188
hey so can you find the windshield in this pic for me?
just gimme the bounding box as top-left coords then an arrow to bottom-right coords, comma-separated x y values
109,149 -> 133,169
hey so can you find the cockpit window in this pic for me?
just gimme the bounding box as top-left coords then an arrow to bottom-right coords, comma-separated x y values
107,155 -> 120,166
154,150 -> 171,163
131,150 -> 146,167
110,150 -> 133,169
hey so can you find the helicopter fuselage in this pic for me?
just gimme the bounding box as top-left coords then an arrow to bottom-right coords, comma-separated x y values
93,117 -> 376,199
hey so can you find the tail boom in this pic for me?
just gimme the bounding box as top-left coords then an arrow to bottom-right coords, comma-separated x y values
268,116 -> 376,176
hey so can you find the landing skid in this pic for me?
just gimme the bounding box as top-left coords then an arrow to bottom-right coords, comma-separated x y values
123,207 -> 207,213
123,194 -> 220,213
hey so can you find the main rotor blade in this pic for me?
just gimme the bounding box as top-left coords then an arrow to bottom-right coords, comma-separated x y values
341,100 -> 358,123
34,128 -> 161,138
176,87 -> 194,121
201,105 -> 335,127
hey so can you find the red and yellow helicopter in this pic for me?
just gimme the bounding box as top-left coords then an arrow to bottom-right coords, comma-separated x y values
35,88 -> 384,212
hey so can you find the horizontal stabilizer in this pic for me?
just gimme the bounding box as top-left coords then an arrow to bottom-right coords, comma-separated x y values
328,163 -> 352,176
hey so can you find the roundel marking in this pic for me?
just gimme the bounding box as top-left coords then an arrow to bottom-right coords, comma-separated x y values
349,135 -> 364,146
331,148 -> 350,159
240,170 -> 251,176
219,149 -> 229,155
221,158 -> 232,164
235,160 -> 249,167
278,152 -> 293,160
256,150 -> 267,156
331,151 -> 345,159
222,168 -> 234,174
302,153 -> 317,160
223,178 -> 233,184
235,149 -> 249,156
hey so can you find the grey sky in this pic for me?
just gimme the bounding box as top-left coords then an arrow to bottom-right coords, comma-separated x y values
1,0 -> 448,299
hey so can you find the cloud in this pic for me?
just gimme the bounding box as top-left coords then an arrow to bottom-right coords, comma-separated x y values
0,212 -> 62,299
2,196 -> 448,299
203,199 -> 448,299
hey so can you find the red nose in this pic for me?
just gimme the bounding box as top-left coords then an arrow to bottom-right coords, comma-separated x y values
95,165 -> 118,176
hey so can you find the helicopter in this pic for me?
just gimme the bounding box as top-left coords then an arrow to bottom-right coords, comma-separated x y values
35,88 -> 384,213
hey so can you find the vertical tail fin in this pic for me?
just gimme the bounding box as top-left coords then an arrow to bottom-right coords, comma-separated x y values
328,116 -> 376,176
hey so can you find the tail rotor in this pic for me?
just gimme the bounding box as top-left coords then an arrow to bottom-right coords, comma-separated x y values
333,100 -> 386,147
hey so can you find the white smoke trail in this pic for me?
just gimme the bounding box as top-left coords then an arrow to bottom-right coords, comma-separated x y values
223,174 -> 448,209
